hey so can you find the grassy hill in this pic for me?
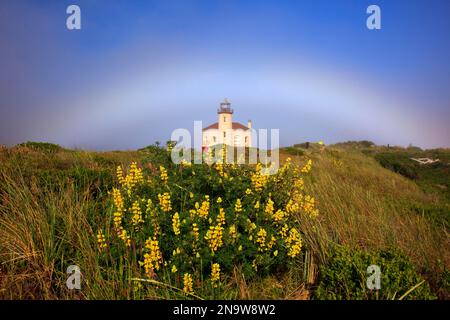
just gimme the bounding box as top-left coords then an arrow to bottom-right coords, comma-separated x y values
0,142 -> 448,299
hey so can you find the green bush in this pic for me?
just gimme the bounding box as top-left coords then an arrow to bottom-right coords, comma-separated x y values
98,150 -> 318,297
18,141 -> 63,153
282,147 -> 305,156
314,246 -> 436,300
375,153 -> 418,180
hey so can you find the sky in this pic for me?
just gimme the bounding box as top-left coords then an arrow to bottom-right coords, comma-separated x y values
0,0 -> 449,150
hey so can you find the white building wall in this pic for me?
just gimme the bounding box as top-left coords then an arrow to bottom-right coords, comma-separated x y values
202,128 -> 219,147
203,128 -> 252,148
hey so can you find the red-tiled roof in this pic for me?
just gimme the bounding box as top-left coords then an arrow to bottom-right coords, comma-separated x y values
203,122 -> 249,131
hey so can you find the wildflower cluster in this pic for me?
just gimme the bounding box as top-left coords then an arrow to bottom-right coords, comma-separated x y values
158,192 -> 172,212
205,224 -> 224,253
190,195 -> 210,219
103,154 -> 317,296
117,162 -> 144,192
251,163 -> 269,191
141,237 -> 163,274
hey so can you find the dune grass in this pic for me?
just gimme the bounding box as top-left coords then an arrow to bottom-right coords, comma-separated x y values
0,144 -> 448,299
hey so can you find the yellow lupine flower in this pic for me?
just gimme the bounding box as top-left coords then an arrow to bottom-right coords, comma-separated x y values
256,228 -> 267,251
251,163 -> 269,192
171,265 -> 178,273
192,223 -> 199,242
215,162 -> 227,177
285,199 -> 300,214
265,198 -> 274,216
273,209 -> 285,222
131,201 -> 144,228
234,199 -> 243,213
158,192 -> 172,212
97,229 -> 107,250
303,195 -> 319,218
294,178 -> 304,191
285,228 -> 302,258
120,162 -> 144,192
301,159 -> 312,173
180,159 -> 192,167
160,165 -> 168,183
119,229 -> 131,247
205,224 -> 224,253
193,195 -> 210,218
228,224 -> 237,240
216,208 -> 226,226
130,162 -> 144,184
267,235 -> 276,249
211,263 -> 220,287
246,219 -> 257,232
183,273 -> 194,294
112,188 -> 125,232
142,237 -> 163,274
172,212 -> 181,235
116,166 -> 125,185
279,224 -> 289,239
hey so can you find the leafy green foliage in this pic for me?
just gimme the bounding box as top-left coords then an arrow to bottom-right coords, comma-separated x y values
101,150 -> 314,297
281,147 -> 305,156
17,141 -> 63,153
332,140 -> 375,149
315,246 -> 436,300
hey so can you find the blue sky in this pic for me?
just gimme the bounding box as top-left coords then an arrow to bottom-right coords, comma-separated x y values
0,0 -> 449,150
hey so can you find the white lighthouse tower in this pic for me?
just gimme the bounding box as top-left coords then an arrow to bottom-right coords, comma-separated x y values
202,99 -> 252,148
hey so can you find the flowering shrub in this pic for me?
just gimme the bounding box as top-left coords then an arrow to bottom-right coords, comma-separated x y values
98,151 -> 318,297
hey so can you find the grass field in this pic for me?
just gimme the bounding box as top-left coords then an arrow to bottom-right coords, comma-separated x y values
0,141 -> 448,299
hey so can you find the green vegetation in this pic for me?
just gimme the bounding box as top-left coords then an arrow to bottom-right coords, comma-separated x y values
17,141 -> 64,153
315,246 -> 435,300
0,141 -> 448,299
373,150 -> 450,200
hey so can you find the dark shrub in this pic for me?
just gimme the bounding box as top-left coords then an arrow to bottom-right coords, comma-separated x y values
314,246 -> 436,300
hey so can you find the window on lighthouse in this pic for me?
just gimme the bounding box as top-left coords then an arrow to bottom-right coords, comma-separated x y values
223,116 -> 226,122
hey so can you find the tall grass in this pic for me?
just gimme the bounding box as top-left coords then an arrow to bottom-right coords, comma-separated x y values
0,168 -> 92,298
0,146 -> 448,299
298,148 -> 449,289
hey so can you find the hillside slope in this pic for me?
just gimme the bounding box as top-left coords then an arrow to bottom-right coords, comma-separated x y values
280,145 -> 449,298
0,143 -> 448,299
